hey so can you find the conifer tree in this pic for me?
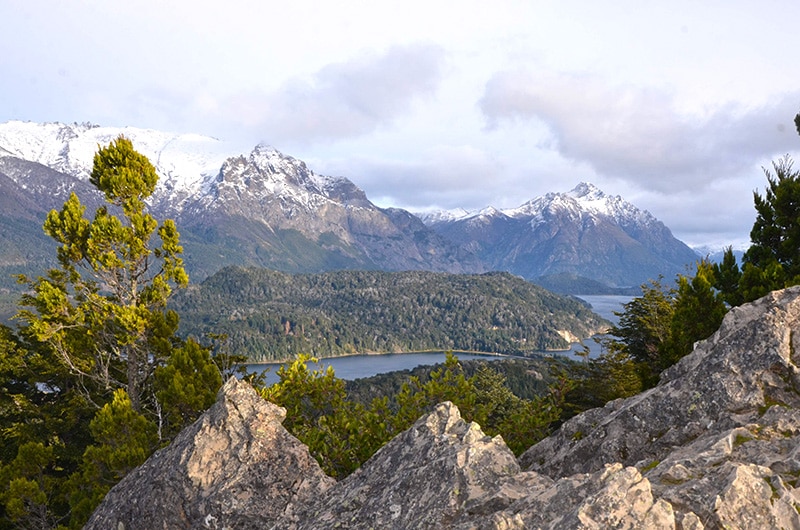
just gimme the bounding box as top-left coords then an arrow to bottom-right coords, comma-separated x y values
740,113 -> 800,300
661,260 -> 727,365
712,246 -> 743,307
742,155 -> 800,297
17,135 -> 189,412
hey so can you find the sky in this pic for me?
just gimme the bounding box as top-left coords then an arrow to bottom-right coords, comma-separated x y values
2,1 -> 799,249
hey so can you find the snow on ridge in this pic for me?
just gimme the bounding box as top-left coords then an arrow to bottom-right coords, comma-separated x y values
567,182 -> 657,227
0,120 -> 236,195
245,143 -> 346,205
416,207 -> 473,225
495,182 -> 661,231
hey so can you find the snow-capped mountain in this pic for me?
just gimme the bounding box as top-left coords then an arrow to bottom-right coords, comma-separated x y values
423,182 -> 699,288
0,120 -> 699,294
0,121 -> 231,202
0,121 -> 482,282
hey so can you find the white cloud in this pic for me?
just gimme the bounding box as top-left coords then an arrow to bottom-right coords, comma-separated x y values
479,71 -> 800,191
213,44 -> 446,146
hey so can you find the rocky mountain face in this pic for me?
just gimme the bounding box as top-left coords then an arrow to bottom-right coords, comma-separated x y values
422,182 -> 700,288
88,287 -> 800,529
0,121 -> 701,294
0,121 -> 482,283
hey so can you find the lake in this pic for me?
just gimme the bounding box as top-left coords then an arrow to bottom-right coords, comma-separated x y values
247,294 -> 633,385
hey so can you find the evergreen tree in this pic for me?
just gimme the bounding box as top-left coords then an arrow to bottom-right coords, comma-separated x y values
154,338 -> 222,439
661,261 -> 727,366
263,353 -> 564,477
16,135 -> 189,412
742,155 -> 800,298
712,246 -> 743,307
605,278 -> 675,385
67,389 -> 157,527
0,137 -> 223,528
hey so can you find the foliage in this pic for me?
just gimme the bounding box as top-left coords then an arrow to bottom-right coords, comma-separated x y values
741,151 -> 800,300
712,246 -> 743,307
154,338 -> 222,439
0,442 -> 61,530
344,356 -> 560,406
262,353 -> 565,478
661,261 -> 727,366
576,261 -> 727,409
16,135 -> 189,412
0,138 -> 225,528
67,389 -> 157,527
261,354 -> 388,478
603,278 -> 674,387
172,267 -> 608,361
561,347 -> 643,417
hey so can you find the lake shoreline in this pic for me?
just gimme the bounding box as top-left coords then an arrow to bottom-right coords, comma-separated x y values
244,348 -> 522,367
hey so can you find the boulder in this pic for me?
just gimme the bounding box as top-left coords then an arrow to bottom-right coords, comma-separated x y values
84,377 -> 334,530
281,401 -> 528,529
457,463 -> 674,530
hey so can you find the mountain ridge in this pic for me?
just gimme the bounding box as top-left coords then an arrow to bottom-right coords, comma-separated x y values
1,120 -> 700,292
421,182 -> 699,287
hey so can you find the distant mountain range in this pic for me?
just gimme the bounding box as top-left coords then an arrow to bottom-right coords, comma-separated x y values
0,120 -> 702,304
418,182 -> 700,289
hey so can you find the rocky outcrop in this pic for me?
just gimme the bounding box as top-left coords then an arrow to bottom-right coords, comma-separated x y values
88,287 -> 800,529
83,377 -> 334,530
285,401 -> 523,529
520,285 -> 800,528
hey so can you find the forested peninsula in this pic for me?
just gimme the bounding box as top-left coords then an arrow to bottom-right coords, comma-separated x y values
170,267 -> 609,361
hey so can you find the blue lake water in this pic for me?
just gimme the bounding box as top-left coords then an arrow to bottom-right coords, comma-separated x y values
247,294 -> 633,385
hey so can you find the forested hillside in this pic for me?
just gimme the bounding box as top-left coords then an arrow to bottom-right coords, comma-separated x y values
170,267 -> 609,361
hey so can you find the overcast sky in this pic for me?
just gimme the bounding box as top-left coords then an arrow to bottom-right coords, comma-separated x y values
2,1 -> 799,249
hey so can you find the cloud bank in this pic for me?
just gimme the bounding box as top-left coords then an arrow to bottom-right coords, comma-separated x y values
479,70 -> 800,191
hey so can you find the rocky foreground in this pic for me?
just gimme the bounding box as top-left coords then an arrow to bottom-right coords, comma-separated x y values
86,287 -> 800,529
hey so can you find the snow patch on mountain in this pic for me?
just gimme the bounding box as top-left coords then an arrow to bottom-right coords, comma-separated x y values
0,121 -> 236,196
0,121 -> 359,216
420,182 -> 659,232
416,207 -> 472,225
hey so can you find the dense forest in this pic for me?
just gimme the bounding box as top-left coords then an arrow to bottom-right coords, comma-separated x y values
170,267 -> 609,361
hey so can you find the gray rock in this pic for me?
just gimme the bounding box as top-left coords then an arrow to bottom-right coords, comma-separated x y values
458,463 -> 675,530
84,377 -> 334,530
281,401 -> 527,530
520,286 -> 800,528
86,287 -> 800,529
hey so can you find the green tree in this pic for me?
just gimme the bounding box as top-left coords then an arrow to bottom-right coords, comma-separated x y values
67,389 -> 157,527
741,155 -> 800,299
17,135 -> 189,412
0,325 -> 94,529
0,138 -> 222,528
661,261 -> 727,367
561,348 -> 643,417
154,338 -> 222,439
588,264 -> 726,401
0,442 -> 59,530
605,278 -> 674,385
261,355 -> 381,478
263,353 -> 564,476
712,246 -> 743,307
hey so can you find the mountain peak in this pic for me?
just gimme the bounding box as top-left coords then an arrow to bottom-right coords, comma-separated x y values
568,182 -> 605,200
